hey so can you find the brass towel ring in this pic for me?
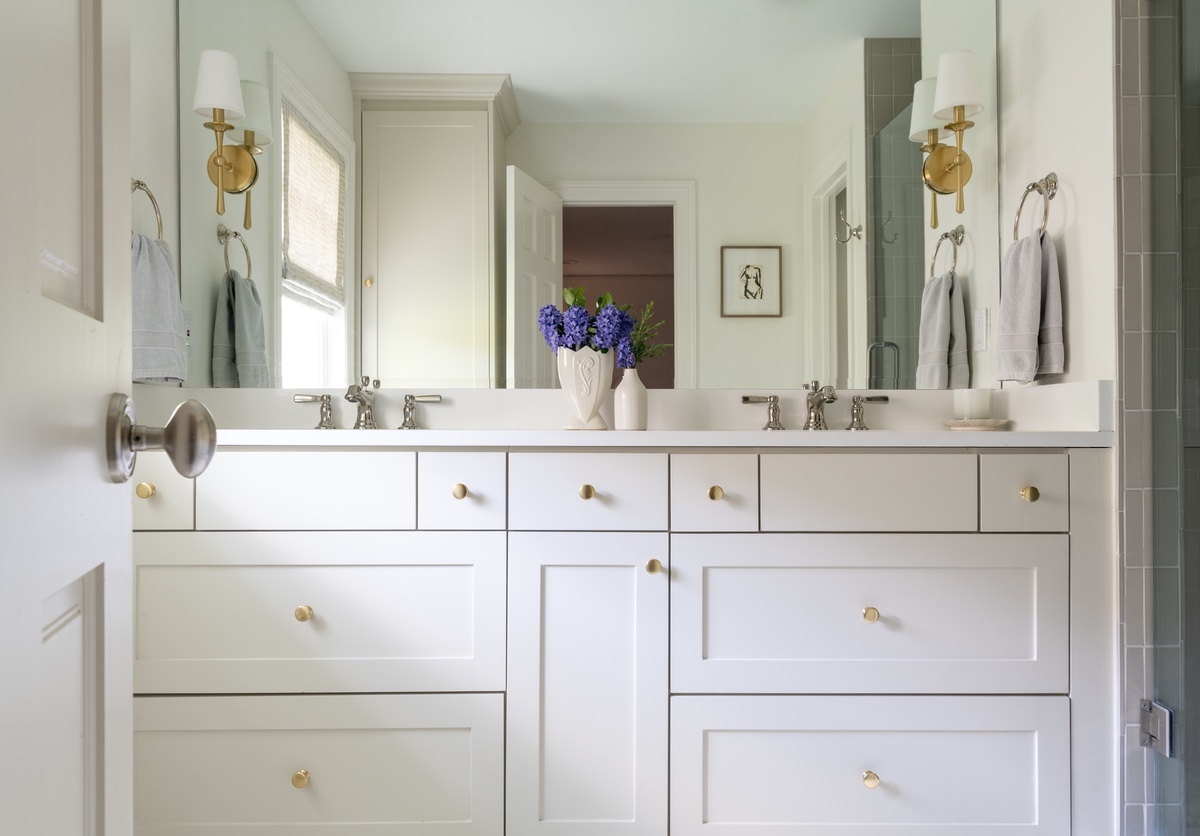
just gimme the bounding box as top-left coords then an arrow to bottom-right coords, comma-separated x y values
216,224 -> 252,279
131,179 -> 163,240
929,224 -> 965,279
1012,172 -> 1058,240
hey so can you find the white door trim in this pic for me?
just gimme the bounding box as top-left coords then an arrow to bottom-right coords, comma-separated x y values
545,180 -> 698,389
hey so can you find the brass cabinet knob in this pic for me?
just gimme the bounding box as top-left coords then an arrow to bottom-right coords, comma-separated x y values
862,770 -> 881,789
294,605 -> 314,622
862,606 -> 880,624
135,482 -> 157,499
291,769 -> 310,788
708,485 -> 725,501
579,484 -> 596,500
363,277 -> 374,288
1020,486 -> 1041,503
645,558 -> 664,575
452,483 -> 468,500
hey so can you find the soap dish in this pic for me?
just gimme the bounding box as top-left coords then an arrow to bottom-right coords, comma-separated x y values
943,418 -> 1011,431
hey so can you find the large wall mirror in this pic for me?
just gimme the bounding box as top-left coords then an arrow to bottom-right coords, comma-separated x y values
174,0 -> 999,391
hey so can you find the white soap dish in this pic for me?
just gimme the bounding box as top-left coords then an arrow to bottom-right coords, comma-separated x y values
943,418 -> 1011,431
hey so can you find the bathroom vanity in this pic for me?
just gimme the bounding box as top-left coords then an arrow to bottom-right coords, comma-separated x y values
129,425 -> 1113,835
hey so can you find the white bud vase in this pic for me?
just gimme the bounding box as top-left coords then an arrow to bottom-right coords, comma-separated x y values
557,346 -> 613,430
614,367 -> 648,430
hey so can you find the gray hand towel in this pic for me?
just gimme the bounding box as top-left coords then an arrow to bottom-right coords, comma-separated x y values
948,273 -> 970,389
1037,232 -> 1064,377
131,232 -> 187,383
916,272 -> 953,389
996,234 -> 1043,382
212,269 -> 270,388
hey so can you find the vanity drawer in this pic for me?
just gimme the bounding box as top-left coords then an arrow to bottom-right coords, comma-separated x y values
134,531 -> 505,693
132,451 -> 195,531
509,452 -> 668,530
196,450 -> 416,530
134,693 -> 503,836
980,453 -> 1069,532
670,453 -> 758,531
760,452 -> 978,531
670,533 -> 1068,694
670,695 -> 1070,835
418,452 -> 506,529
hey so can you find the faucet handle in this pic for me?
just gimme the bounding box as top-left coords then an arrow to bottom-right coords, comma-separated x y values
741,395 -> 784,431
400,394 -> 443,429
293,394 -> 336,429
847,395 -> 889,431
361,376 -> 380,389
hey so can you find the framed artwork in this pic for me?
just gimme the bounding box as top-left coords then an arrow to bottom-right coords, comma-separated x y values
720,246 -> 782,317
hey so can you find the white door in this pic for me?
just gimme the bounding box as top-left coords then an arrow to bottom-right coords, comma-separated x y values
0,1 -> 133,834
506,165 -> 563,388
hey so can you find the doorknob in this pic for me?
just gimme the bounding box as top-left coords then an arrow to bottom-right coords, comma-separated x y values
106,393 -> 217,483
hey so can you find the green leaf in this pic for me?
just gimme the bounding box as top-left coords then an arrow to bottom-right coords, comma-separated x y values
563,286 -> 586,308
596,291 -> 614,310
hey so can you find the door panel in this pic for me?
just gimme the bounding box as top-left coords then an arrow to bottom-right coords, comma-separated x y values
506,165 -> 563,388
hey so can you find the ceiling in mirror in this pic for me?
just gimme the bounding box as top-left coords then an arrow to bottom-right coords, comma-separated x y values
293,0 -> 920,123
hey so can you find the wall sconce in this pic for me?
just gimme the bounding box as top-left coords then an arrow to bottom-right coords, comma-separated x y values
225,81 -> 273,229
909,77 -> 951,229
192,50 -> 252,223
927,49 -> 984,217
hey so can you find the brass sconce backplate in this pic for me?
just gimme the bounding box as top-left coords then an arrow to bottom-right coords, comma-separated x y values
207,144 -> 257,195
922,145 -> 973,196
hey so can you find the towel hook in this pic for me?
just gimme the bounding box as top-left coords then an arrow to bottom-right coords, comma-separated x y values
881,210 -> 899,245
131,179 -> 163,240
835,209 -> 863,244
1012,172 -> 1058,240
216,224 -> 252,279
929,224 -> 965,279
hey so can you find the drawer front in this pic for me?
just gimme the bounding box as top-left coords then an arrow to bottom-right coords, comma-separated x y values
418,452 -> 506,530
670,695 -> 1070,835
509,452 -> 668,530
670,454 -> 758,531
135,693 -> 503,835
196,450 -> 416,530
980,453 -> 1069,532
132,451 -> 194,531
760,452 -> 978,531
671,533 -> 1068,694
134,531 -> 505,693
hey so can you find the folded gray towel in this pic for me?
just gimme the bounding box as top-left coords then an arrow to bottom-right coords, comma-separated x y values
948,274 -> 970,389
212,269 -> 270,388
131,232 -> 187,384
997,234 -> 1044,382
1037,232 -> 1064,377
917,272 -> 970,389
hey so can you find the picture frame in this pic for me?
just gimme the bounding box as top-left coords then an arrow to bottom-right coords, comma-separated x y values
720,246 -> 782,317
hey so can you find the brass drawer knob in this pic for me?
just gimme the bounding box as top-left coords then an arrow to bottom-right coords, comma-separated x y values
135,482 -> 157,499
862,770 -> 881,789
1020,486 -> 1041,503
363,277 -> 374,288
292,769 -> 310,788
579,484 -> 596,500
452,483 -> 468,500
708,485 -> 725,501
862,606 -> 880,624
294,605 -> 314,622
645,558 -> 664,575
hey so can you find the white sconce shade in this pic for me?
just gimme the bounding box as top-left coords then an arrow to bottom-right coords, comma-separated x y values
193,49 -> 245,119
228,81 -> 273,147
932,50 -> 984,121
909,78 -> 950,143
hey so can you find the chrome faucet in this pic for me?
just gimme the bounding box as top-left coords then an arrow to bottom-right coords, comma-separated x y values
293,393 -> 336,429
741,395 -> 784,430
802,380 -> 837,430
345,376 -> 380,429
399,394 -> 443,429
847,395 -> 889,431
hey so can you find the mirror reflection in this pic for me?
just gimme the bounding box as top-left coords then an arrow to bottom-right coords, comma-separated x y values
172,0 -> 998,391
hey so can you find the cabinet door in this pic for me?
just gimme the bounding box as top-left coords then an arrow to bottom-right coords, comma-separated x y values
507,532 -> 669,835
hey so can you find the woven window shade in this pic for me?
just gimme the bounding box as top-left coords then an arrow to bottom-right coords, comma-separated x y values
282,97 -> 346,312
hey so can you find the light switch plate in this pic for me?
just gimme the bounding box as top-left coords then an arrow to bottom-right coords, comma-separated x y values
973,308 -> 988,351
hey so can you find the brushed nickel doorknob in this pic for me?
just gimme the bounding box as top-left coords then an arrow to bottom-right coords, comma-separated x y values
452,483 -> 468,500
862,770 -> 881,789
135,482 -> 157,499
862,607 -> 880,624
1020,486 -> 1041,503
708,485 -> 725,501
579,484 -> 596,500
291,770 -> 310,788
294,605 -> 314,622
106,394 -> 216,483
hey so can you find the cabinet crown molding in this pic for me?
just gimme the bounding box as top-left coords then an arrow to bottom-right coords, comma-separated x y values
350,73 -> 520,136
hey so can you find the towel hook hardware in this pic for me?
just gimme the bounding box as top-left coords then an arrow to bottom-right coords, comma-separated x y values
929,224 -> 965,279
131,179 -> 163,240
1012,172 -> 1058,240
216,223 -> 252,278
881,210 -> 899,245
834,209 -> 863,244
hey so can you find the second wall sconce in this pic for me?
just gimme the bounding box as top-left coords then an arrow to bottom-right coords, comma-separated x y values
909,77 -> 951,229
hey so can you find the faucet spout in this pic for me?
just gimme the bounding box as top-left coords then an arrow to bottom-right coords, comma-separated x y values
802,380 -> 837,430
345,375 -> 380,429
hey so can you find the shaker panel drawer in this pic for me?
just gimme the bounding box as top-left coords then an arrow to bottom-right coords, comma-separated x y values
132,451 -> 195,531
671,533 -> 1068,694
670,695 -> 1070,835
134,531 -> 505,693
134,693 -> 503,836
509,452 -> 668,530
196,450 -> 416,530
980,453 -> 1069,532
760,452 -> 977,531
418,452 -> 507,530
671,454 -> 759,532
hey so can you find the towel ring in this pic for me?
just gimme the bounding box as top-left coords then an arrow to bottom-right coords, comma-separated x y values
131,179 -> 163,240
929,225 -> 965,279
1013,172 -> 1058,240
216,224 -> 252,278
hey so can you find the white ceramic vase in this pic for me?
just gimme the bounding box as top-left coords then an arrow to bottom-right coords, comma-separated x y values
557,346 -> 613,430
614,367 -> 648,430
